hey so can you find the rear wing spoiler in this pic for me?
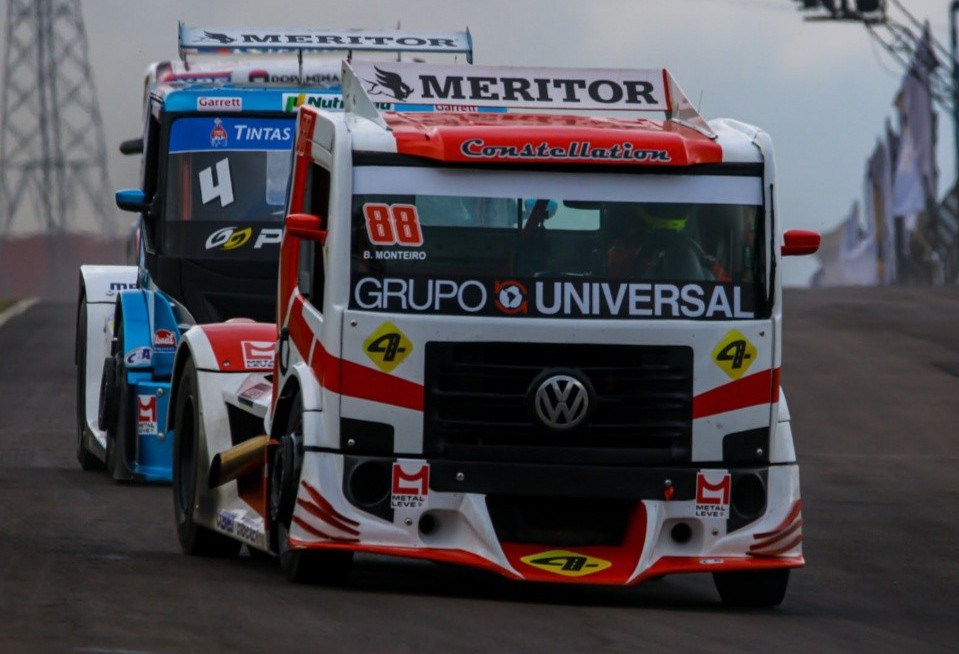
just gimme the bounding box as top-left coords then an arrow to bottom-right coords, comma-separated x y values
342,61 -> 714,138
178,23 -> 473,63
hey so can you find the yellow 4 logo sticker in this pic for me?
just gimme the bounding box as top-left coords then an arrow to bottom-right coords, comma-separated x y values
712,329 -> 757,379
363,322 -> 413,372
520,550 -> 612,577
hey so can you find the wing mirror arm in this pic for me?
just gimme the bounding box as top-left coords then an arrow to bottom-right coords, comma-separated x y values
284,213 -> 327,244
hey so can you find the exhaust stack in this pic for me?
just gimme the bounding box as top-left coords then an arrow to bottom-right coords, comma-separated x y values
208,435 -> 271,488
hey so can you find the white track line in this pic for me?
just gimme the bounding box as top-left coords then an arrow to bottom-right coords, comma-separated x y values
0,297 -> 40,329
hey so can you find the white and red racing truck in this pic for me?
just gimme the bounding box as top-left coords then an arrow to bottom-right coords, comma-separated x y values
169,60 -> 820,607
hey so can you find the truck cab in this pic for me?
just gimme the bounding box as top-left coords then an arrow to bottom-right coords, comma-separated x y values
170,60 -> 819,606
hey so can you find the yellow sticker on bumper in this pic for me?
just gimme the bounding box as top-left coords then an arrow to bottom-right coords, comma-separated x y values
520,549 -> 612,577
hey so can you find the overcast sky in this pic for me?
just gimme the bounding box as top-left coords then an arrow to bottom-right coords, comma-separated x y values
2,0 -> 955,285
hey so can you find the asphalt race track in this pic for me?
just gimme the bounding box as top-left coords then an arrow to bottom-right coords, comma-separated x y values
1,289 -> 956,653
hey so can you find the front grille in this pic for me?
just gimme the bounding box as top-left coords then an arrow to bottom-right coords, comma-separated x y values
423,342 -> 693,465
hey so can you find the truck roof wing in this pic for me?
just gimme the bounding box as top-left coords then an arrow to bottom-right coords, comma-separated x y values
342,61 -> 714,138
179,23 -> 473,62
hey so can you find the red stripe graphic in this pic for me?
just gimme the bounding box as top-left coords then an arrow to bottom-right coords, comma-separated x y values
749,534 -> 803,558
292,482 -> 360,543
292,516 -> 359,543
287,300 -> 424,411
301,482 -> 360,530
754,499 -> 802,539
296,498 -> 361,537
749,499 -> 804,557
693,368 -> 780,419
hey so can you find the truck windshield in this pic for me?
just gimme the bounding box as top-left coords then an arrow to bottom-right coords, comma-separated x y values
350,166 -> 767,320
162,116 -> 293,259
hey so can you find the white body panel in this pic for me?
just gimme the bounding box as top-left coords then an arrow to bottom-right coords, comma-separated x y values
78,265 -> 138,454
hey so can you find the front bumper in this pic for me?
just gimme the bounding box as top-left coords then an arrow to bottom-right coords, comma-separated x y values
286,453 -> 803,585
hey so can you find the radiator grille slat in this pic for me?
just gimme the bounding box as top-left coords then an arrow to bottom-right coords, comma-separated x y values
424,342 -> 693,464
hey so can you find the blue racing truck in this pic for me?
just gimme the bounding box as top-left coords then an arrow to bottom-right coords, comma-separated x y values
75,23 -> 472,481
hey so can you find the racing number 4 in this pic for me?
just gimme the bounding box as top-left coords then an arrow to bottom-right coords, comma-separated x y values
199,158 -> 235,208
363,203 -> 423,246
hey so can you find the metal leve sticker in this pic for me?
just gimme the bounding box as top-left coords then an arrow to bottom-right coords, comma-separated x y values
136,395 -> 158,435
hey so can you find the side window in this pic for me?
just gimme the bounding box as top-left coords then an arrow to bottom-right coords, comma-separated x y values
297,163 -> 331,306
141,114 -> 162,253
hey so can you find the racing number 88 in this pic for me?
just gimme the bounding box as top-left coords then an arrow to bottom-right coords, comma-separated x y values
363,203 -> 424,246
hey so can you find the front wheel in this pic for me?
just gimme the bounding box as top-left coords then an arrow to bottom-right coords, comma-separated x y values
172,358 -> 241,558
271,396 -> 353,584
102,318 -> 133,480
101,354 -> 128,478
713,568 -> 790,608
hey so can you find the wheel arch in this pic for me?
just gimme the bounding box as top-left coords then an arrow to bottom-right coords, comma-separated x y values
115,288 -> 154,351
76,264 -> 136,364
167,325 -> 219,437
167,339 -> 194,437
270,361 -> 323,437
270,375 -> 303,439
75,278 -> 86,366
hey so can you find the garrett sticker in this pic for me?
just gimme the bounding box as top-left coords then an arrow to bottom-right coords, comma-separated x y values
520,550 -> 612,577
712,329 -> 757,379
363,322 -> 412,372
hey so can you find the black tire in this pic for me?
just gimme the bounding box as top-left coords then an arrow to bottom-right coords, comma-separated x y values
172,358 -> 242,558
75,295 -> 104,471
106,357 -> 132,479
269,433 -> 299,527
272,396 -> 353,585
97,356 -> 117,433
276,519 -> 354,586
713,568 -> 790,608
103,318 -> 134,480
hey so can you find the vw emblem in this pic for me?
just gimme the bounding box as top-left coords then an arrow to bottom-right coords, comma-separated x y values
530,372 -> 591,431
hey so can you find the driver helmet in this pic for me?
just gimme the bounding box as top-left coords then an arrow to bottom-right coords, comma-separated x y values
639,203 -> 688,232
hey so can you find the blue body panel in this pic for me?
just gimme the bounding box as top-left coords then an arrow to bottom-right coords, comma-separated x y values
116,289 -> 181,482
130,379 -> 174,482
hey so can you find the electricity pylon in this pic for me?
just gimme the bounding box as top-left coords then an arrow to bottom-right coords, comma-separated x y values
0,0 -> 114,239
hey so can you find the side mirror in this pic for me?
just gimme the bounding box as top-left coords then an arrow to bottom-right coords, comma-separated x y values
285,213 -> 327,244
115,189 -> 150,213
119,137 -> 144,155
781,229 -> 821,256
